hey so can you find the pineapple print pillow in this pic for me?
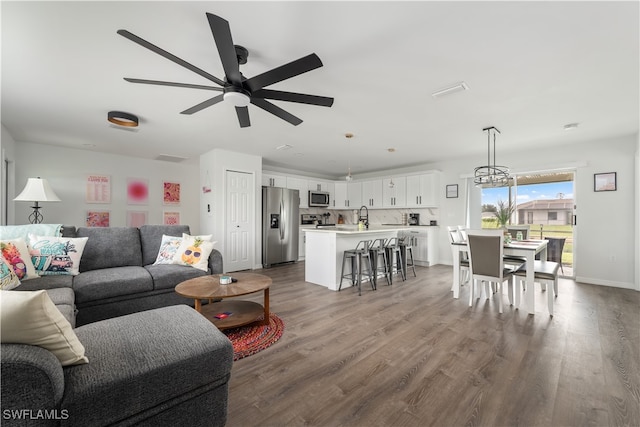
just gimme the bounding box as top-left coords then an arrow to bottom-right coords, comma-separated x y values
172,233 -> 215,272
28,235 -> 88,276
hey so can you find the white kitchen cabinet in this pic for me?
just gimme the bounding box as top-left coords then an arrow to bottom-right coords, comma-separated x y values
307,180 -> 331,192
332,182 -> 361,209
361,179 -> 383,208
406,173 -> 439,207
382,176 -> 406,207
262,173 -> 286,188
286,177 -> 308,208
401,226 -> 438,266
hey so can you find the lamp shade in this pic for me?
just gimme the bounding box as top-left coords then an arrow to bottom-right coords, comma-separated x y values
14,178 -> 61,202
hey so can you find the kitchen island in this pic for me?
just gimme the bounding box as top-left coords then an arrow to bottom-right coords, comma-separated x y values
303,226 -> 410,290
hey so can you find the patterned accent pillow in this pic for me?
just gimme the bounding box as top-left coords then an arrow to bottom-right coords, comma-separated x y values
172,234 -> 216,272
28,235 -> 88,276
0,253 -> 21,290
153,234 -> 183,265
0,238 -> 40,280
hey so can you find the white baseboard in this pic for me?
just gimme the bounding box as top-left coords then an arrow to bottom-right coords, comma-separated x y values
575,276 -> 637,290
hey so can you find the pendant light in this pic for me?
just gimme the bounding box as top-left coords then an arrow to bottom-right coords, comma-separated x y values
345,132 -> 354,181
473,126 -> 509,187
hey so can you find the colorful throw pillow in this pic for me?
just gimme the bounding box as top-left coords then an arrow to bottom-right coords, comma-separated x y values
0,254 -> 21,290
0,238 -> 40,280
28,235 -> 88,276
1,290 -> 88,366
153,234 -> 183,265
172,234 -> 215,272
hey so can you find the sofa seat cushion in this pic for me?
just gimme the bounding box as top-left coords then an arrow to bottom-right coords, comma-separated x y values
63,305 -> 234,426
145,264 -> 208,291
15,274 -> 73,291
76,227 -> 142,272
72,266 -> 153,304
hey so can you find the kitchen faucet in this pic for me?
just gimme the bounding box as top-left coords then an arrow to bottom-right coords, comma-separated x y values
359,205 -> 369,229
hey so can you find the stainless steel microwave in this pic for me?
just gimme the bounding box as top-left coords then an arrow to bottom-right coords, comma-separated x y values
308,191 -> 330,207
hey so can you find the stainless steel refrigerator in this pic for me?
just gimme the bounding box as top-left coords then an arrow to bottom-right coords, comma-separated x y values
262,186 -> 299,267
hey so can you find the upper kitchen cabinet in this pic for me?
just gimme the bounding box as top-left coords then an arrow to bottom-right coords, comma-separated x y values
382,177 -> 406,207
262,173 -> 286,188
307,180 -> 331,192
286,177 -> 309,208
333,182 -> 361,209
361,179 -> 383,208
406,173 -> 440,207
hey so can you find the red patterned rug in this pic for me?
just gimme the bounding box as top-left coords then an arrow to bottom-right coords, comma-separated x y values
223,313 -> 284,361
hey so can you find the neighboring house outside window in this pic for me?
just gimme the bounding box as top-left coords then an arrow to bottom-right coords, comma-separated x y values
516,198 -> 573,225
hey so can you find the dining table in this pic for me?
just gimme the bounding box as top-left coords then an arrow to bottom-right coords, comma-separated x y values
451,239 -> 548,314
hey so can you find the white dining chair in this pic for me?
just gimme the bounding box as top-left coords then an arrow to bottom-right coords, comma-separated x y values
447,226 -> 469,286
466,229 -> 516,313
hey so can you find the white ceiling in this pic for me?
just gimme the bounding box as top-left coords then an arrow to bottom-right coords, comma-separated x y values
2,1 -> 638,179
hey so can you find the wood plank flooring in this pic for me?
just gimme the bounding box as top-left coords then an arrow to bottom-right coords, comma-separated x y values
225,262 -> 640,427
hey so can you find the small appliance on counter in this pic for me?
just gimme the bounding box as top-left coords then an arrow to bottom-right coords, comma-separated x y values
408,213 -> 420,225
430,220 -> 438,226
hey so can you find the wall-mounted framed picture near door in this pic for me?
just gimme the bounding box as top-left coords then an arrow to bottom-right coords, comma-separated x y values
594,172 -> 616,192
446,184 -> 458,198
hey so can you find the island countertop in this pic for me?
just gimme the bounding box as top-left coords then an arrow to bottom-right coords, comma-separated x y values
302,225 -> 411,234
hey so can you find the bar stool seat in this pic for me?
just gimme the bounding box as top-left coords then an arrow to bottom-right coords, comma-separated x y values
369,238 -> 391,287
339,240 -> 374,296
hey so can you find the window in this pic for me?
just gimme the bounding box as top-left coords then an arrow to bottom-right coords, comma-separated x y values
548,212 -> 558,221
527,212 -> 533,224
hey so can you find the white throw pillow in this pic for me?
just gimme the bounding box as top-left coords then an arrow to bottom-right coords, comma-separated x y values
0,290 -> 88,366
28,235 -> 88,276
0,253 -> 21,290
172,234 -> 215,272
153,234 -> 183,265
0,238 -> 40,280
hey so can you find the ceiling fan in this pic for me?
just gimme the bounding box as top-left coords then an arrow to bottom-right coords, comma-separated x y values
117,13 -> 334,128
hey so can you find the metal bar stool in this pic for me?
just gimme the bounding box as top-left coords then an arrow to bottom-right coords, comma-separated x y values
369,238 -> 391,287
339,240 -> 375,296
399,235 -> 417,278
384,237 -> 406,284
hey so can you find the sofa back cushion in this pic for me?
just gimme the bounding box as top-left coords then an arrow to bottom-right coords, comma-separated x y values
76,227 -> 142,272
139,225 -> 190,266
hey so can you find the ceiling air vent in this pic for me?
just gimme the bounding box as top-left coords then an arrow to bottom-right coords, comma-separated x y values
155,154 -> 188,163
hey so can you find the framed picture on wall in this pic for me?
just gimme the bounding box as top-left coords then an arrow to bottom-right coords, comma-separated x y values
86,174 -> 111,204
127,178 -> 149,205
594,172 -> 616,192
126,210 -> 148,227
163,211 -> 180,225
86,210 -> 110,227
163,181 -> 181,205
446,184 -> 458,198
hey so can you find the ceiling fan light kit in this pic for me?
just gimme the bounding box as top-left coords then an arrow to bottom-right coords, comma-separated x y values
473,126 -> 510,187
118,13 -> 333,128
107,111 -> 139,127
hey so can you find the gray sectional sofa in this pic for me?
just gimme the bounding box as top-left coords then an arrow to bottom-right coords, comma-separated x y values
16,224 -> 223,326
1,225 -> 234,426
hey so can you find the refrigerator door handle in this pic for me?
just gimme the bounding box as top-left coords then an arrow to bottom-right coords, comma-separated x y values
280,200 -> 285,240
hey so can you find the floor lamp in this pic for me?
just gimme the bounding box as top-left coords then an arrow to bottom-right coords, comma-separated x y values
13,177 -> 61,224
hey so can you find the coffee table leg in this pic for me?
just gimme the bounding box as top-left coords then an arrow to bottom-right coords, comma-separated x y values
194,298 -> 202,313
263,288 -> 270,326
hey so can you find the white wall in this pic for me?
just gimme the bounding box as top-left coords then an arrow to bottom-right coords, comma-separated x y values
200,149 -> 262,270
1,125 -> 18,225
9,142 -> 200,231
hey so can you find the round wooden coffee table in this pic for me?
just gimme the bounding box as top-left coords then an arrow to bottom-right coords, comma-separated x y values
175,272 -> 271,330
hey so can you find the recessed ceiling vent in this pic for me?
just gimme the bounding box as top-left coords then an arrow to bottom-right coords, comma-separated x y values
431,82 -> 469,98
156,154 -> 188,163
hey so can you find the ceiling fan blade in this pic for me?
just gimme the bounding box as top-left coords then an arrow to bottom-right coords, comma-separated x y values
206,13 -> 242,86
117,29 -> 227,87
124,78 -> 223,91
245,53 -> 324,92
180,94 -> 225,115
235,106 -> 251,128
252,89 -> 334,107
250,98 -> 303,126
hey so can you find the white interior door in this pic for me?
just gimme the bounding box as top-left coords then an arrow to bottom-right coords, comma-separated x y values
225,170 -> 253,272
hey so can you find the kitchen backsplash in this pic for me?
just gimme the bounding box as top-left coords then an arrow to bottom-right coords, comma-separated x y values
300,207 -> 438,226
